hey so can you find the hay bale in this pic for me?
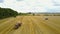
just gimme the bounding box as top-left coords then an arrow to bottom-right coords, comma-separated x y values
45,18 -> 48,20
14,23 -> 22,29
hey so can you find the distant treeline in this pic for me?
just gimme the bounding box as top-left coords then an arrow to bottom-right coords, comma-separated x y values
43,13 -> 60,16
18,12 -> 32,16
0,7 -> 18,19
18,12 -> 60,16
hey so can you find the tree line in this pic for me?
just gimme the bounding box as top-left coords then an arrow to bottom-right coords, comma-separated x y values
0,7 -> 18,19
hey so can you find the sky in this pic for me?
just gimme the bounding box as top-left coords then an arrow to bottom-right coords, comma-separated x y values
0,0 -> 60,13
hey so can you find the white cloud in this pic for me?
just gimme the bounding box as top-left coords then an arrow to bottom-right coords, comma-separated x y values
52,0 -> 60,6
46,0 -> 60,12
0,0 -> 60,13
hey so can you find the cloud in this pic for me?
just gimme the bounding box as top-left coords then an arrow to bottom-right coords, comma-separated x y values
46,5 -> 60,12
47,8 -> 60,12
16,0 -> 23,1
0,0 -> 4,3
45,0 -> 60,12
3,0 -> 47,12
0,0 -> 60,13
52,0 -> 60,6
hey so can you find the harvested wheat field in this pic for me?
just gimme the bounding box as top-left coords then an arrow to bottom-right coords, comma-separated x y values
0,16 -> 60,34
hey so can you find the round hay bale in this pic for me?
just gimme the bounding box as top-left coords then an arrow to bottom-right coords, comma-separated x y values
14,22 -> 22,29
45,18 -> 48,20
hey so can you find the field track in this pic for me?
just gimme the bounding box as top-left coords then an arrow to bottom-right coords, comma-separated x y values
0,16 -> 60,34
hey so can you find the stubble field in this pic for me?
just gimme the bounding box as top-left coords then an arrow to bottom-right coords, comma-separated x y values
0,16 -> 60,34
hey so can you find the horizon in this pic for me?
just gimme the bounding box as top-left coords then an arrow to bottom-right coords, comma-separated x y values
0,0 -> 60,13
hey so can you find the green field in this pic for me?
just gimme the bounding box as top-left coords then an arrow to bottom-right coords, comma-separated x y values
0,16 -> 60,34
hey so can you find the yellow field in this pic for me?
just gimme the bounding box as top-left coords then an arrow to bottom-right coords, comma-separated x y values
0,16 -> 60,34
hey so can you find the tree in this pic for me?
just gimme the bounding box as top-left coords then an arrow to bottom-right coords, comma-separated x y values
0,7 -> 18,19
